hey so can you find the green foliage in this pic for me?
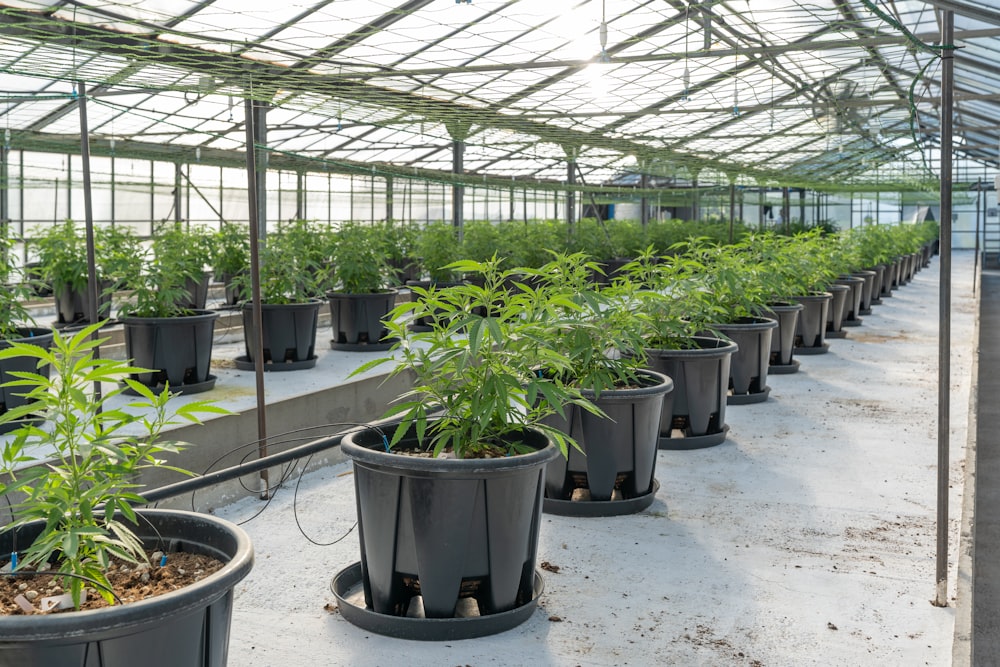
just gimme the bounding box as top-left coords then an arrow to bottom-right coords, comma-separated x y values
118,223 -> 212,318
618,246 -> 719,348
372,221 -> 418,285
30,220 -> 88,292
352,257 -> 593,459
211,221 -> 250,279
95,226 -> 144,290
0,234 -> 36,339
524,251 -> 649,395
330,222 -> 391,294
416,221 -> 462,282
0,323 -> 228,607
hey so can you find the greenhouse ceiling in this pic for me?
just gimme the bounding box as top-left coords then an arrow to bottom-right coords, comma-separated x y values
0,0 -> 997,193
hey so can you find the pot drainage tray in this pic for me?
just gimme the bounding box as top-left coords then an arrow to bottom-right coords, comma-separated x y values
728,386 -> 770,406
768,360 -> 800,374
234,355 -> 317,371
333,562 -> 543,641
543,479 -> 659,517
659,424 -> 729,450
794,342 -> 830,355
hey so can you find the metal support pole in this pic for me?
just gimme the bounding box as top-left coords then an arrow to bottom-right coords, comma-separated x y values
934,10 -> 954,608
692,176 -> 700,221
386,175 -> 394,222
975,180 -> 981,293
566,159 -> 577,231
253,102 -> 268,238
799,188 -> 806,225
174,163 -> 183,224
728,181 -> 736,243
452,139 -> 464,242
244,96 -> 270,500
77,81 -> 102,405
640,172 -> 650,229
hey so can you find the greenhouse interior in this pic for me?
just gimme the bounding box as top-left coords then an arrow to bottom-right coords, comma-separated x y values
0,0 -> 998,664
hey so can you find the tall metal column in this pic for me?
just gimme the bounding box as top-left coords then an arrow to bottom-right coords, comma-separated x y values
799,188 -> 806,225
0,132 -> 9,243
451,139 -> 464,242
934,10 -> 954,608
566,157 -> 577,230
385,175 -> 394,222
252,101 -> 269,238
728,178 -> 736,243
174,163 -> 183,224
77,81 -> 102,404
640,171 -> 650,229
244,96 -> 269,499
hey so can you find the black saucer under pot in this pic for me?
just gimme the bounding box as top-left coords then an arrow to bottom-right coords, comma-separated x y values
645,336 -> 738,450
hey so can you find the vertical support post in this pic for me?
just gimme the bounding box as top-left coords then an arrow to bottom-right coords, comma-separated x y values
253,101 -> 268,238
798,188 -> 806,225
110,146 -> 116,227
386,175 -> 394,222
244,96 -> 269,500
934,10 -> 954,608
174,163 -> 183,224
509,185 -> 515,221
566,156 -> 577,231
452,139 -> 464,242
975,180 -> 981,293
782,186 -> 790,233
76,81 -> 102,405
728,179 -> 736,243
640,171 -> 650,229
296,171 -> 306,220
692,175 -> 700,221
1,131 -> 9,241
759,184 -> 765,230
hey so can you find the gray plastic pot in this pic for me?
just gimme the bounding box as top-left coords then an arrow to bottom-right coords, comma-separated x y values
764,301 -> 802,372
0,328 -> 54,434
120,310 -> 219,394
542,369 -> 672,512
240,299 -> 321,370
714,316 -> 778,404
792,292 -> 831,353
0,509 -> 254,666
645,336 -> 738,449
825,282 -> 850,337
341,424 -> 558,624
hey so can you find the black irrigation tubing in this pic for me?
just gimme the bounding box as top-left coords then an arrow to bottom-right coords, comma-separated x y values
137,418 -> 397,506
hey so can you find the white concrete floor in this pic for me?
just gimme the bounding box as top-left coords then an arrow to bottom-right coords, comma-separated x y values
215,251 -> 975,667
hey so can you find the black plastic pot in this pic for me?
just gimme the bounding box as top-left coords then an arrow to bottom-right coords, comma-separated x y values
824,283 -> 850,338
237,300 -> 321,371
53,280 -> 113,328
177,272 -> 211,311
853,270 -> 876,316
219,271 -> 247,308
714,317 -> 778,404
327,290 -> 398,351
120,310 -> 219,394
645,336 -> 737,450
0,509 -> 253,666
0,328 -> 54,434
764,301 -> 802,374
869,264 -> 886,305
886,258 -> 902,293
542,369 -> 672,515
835,275 -> 865,327
340,424 -> 557,633
792,292 -> 831,354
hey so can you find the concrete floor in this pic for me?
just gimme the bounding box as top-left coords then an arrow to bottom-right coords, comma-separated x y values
211,251 -> 976,666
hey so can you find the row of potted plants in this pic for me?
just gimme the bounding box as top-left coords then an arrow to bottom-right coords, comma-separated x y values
0,219 -> 938,657
334,220 -> 940,634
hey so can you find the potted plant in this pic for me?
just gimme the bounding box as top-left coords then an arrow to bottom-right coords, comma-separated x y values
694,239 -> 779,405
117,224 -> 219,394
326,222 -> 398,352
406,221 -> 465,332
525,251 -> 673,516
770,229 -> 836,356
210,221 -> 250,307
30,220 -> 112,328
337,257 -> 587,637
0,323 -> 252,664
622,247 -> 738,450
235,229 -> 323,371
0,234 -> 54,434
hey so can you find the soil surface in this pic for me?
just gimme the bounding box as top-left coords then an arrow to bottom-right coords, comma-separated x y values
0,551 -> 223,615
